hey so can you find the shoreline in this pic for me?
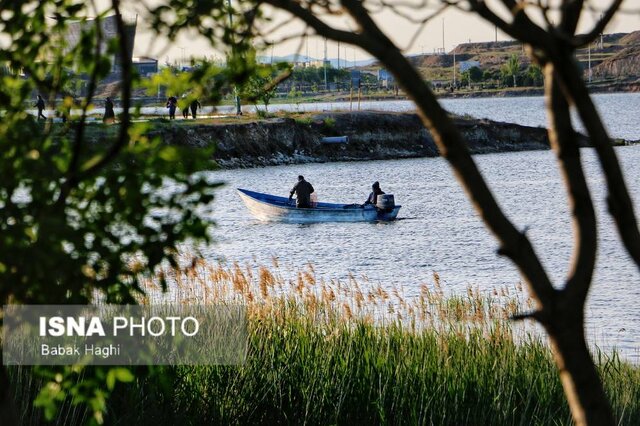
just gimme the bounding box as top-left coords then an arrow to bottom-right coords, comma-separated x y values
154,111 -> 600,169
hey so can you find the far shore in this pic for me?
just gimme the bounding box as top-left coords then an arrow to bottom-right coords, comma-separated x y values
132,110 -> 634,169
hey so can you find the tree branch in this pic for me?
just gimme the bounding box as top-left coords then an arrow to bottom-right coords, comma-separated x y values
550,51 -> 640,271
66,15 -> 105,190
560,0 -> 584,35
544,64 -> 596,305
322,0 -> 558,308
77,0 -> 133,181
572,0 -> 624,47
465,0 -> 550,49
259,0 -> 363,45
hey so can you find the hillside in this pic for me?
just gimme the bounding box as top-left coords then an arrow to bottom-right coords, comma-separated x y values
364,31 -> 640,87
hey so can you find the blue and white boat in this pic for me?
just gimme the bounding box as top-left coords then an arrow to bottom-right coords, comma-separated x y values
237,188 -> 401,223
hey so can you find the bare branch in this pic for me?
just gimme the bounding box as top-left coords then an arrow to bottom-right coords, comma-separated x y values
560,0 -> 584,35
465,0 -> 549,48
544,64 -> 596,305
403,3 -> 449,52
259,0 -> 362,45
572,0 -> 624,47
550,52 -> 640,271
330,0 -> 558,308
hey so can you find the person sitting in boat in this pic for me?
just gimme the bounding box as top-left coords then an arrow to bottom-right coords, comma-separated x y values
289,175 -> 315,208
364,181 -> 385,206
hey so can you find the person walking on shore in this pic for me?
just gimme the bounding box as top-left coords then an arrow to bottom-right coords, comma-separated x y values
103,97 -> 115,123
181,97 -> 189,119
190,99 -> 202,119
166,96 -> 177,120
288,175 -> 315,208
35,95 -> 46,120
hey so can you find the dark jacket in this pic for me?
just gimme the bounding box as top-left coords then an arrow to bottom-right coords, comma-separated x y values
104,99 -> 115,120
365,188 -> 385,205
290,180 -> 314,207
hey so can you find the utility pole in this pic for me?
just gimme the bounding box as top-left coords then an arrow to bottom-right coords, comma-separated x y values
589,43 -> 593,83
453,49 -> 456,87
442,19 -> 445,53
324,38 -> 328,91
227,0 -> 242,115
337,41 -> 340,69
599,13 -> 604,50
179,47 -> 185,67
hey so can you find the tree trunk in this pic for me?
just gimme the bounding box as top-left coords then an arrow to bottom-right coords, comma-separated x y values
545,305 -> 614,425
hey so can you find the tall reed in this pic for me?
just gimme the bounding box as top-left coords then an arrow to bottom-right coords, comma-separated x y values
10,259 -> 640,425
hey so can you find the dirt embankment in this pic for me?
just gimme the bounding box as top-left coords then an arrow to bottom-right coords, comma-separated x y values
156,112 -> 589,168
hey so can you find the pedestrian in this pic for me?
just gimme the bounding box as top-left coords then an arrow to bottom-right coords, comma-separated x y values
35,95 -> 46,120
103,97 -> 115,124
181,97 -> 189,119
166,96 -> 177,120
190,99 -> 202,119
288,175 -> 315,208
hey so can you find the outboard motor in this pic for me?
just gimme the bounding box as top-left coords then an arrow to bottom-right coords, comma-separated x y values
376,194 -> 395,212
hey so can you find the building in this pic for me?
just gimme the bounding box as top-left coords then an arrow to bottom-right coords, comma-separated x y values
64,14 -> 137,75
377,69 -> 395,87
459,60 -> 481,72
133,57 -> 158,76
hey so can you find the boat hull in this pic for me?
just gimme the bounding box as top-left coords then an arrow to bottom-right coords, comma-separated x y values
237,188 -> 401,223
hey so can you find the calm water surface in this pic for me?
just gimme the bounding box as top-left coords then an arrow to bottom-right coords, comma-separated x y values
202,147 -> 640,362
230,92 -> 640,140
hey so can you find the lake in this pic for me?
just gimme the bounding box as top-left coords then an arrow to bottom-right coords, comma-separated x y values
211,91 -> 640,140
202,147 -> 640,363
193,93 -> 640,362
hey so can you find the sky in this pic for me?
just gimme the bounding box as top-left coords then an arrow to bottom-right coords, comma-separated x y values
122,0 -> 640,65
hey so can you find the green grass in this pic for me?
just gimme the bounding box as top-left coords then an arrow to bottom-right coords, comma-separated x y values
9,261 -> 640,425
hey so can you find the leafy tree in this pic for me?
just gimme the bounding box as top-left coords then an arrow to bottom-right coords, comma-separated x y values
468,66 -> 483,83
0,1 -> 255,423
241,71 -> 277,112
527,64 -> 544,87
501,53 -> 521,87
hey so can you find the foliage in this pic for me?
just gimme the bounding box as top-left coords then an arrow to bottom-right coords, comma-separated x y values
12,261 -> 640,425
323,117 -> 336,128
145,60 -> 227,108
240,68 -> 278,112
526,64 -> 544,87
501,54 -> 521,87
467,66 -> 483,83
0,2 -> 242,423
237,51 -> 291,112
289,65 -> 350,86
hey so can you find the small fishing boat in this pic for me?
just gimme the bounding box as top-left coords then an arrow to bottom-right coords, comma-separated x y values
237,188 -> 401,223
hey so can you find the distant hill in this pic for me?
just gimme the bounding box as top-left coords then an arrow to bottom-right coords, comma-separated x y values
592,31 -> 640,79
257,54 -> 376,68
395,31 -> 640,83
256,31 -> 640,83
